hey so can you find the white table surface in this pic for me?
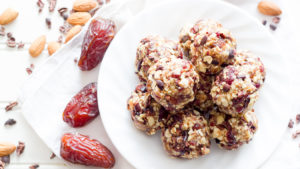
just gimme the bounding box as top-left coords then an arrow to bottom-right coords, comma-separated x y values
1,0 -> 300,169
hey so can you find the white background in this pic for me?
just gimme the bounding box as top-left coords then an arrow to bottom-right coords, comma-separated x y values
0,0 -> 300,169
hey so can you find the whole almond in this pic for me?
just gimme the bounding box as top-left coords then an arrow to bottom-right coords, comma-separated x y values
73,0 -> 98,12
258,1 -> 282,16
29,35 -> 46,57
0,8 -> 19,25
65,25 -> 82,43
47,41 -> 61,55
67,12 -> 91,26
0,142 -> 16,157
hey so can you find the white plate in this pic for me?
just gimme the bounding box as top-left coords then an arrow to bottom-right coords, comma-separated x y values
98,0 -> 290,169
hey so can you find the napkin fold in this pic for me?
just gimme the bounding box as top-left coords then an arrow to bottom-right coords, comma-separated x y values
19,0 -> 300,169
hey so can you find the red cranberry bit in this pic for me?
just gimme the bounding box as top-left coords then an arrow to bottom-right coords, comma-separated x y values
134,104 -> 142,114
78,17 -> 116,71
63,83 -> 99,127
26,68 -> 33,75
156,65 -> 164,71
192,123 -> 201,130
292,130 -> 300,139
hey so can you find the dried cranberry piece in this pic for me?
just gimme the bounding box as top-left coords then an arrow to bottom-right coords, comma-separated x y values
63,83 -> 99,127
78,17 -> 116,71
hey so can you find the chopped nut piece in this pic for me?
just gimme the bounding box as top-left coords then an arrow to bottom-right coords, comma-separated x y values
288,119 -> 294,128
16,141 -> 25,156
5,101 -> 18,112
4,119 -> 16,126
29,164 -> 39,169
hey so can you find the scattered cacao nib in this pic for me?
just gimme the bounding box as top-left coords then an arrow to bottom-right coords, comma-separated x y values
262,20 -> 267,26
156,80 -> 164,90
223,84 -> 231,92
26,68 -> 33,75
269,24 -> 277,31
292,130 -> 300,139
272,16 -> 280,24
4,119 -> 16,126
288,119 -> 294,128
229,49 -> 235,59
50,153 -> 56,159
0,156 -> 10,164
29,164 -> 39,169
63,13 -> 68,20
58,7 -> 67,16
0,26 -> 5,36
211,60 -> 219,65
57,35 -> 63,43
74,58 -> 78,63
45,18 -> 51,29
200,36 -> 207,46
16,141 -> 25,156
296,114 -> 300,124
5,101 -> 18,112
17,41 -> 25,49
37,0 -> 44,13
89,7 -> 100,17
97,0 -> 104,5
59,22 -> 72,34
48,0 -> 57,12
7,38 -> 16,48
6,32 -> 12,38
0,160 -> 4,169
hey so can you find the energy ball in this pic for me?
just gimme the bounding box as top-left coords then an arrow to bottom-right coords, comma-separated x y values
135,35 -> 183,81
234,50 -> 266,89
193,74 -> 215,112
179,19 -> 237,75
209,108 -> 258,150
161,108 -> 210,158
210,66 -> 259,116
147,56 -> 199,110
127,83 -> 169,135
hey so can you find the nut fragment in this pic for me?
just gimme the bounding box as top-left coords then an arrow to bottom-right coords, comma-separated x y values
73,0 -> 98,12
0,8 -> 19,25
258,1 -> 282,16
0,142 -> 16,157
47,41 -> 61,55
29,35 -> 46,57
67,12 -> 91,25
65,25 -> 81,43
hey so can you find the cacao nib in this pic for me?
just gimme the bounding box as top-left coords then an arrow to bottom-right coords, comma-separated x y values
156,80 -> 164,90
288,119 -> 294,128
58,7 -> 67,16
192,123 -> 201,130
45,18 -> 51,29
4,119 -> 16,126
5,101 -> 18,112
37,0 -> 44,13
200,36 -> 207,46
134,104 -> 142,113
50,153 -> 56,159
269,24 -> 277,31
272,16 -> 280,24
296,114 -> 300,124
0,156 -> 10,164
262,20 -> 267,26
229,49 -> 235,59
180,35 -> 189,43
29,164 -> 39,169
16,141 -> 25,156
211,60 -> 219,65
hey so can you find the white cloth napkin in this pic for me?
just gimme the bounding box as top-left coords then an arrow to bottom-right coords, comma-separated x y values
19,0 -> 300,169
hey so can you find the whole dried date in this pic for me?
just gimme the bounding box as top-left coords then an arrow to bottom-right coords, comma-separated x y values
78,17 -> 115,71
63,82 -> 99,127
60,133 -> 115,168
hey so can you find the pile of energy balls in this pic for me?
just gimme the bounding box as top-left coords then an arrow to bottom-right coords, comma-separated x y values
127,19 -> 266,159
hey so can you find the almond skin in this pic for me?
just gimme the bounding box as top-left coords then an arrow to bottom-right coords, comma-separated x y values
258,1 -> 282,16
65,25 -> 82,43
67,12 -> 91,26
29,35 -> 46,57
73,0 -> 98,12
0,8 -> 19,25
47,41 -> 61,55
0,142 -> 16,157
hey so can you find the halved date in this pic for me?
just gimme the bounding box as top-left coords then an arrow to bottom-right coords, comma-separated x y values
60,133 -> 115,168
63,82 -> 99,127
78,17 -> 116,71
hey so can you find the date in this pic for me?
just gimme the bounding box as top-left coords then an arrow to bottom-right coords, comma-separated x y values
63,82 -> 99,127
78,17 -> 116,71
60,133 -> 115,168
